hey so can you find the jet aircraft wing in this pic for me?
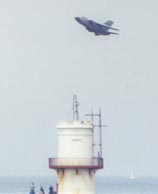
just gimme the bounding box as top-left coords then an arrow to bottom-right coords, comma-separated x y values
108,31 -> 119,35
104,26 -> 119,31
96,22 -> 119,31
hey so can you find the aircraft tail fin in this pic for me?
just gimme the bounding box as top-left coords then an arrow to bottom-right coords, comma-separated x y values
104,20 -> 114,27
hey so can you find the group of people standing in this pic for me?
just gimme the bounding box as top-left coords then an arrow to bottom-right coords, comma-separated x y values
30,182 -> 58,194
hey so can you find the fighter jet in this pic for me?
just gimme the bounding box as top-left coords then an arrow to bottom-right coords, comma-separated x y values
75,17 -> 119,36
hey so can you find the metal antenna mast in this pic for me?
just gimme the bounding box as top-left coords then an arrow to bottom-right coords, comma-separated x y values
73,95 -> 79,120
99,109 -> 102,157
85,109 -> 107,157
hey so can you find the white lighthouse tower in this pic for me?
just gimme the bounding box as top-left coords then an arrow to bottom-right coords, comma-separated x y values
49,96 -> 104,194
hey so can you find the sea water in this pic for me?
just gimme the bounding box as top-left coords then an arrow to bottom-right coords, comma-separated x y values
0,176 -> 157,194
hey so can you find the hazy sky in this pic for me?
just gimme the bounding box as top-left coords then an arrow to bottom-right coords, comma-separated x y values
0,0 -> 158,177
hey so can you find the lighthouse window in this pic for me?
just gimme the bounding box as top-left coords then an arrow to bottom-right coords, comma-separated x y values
72,138 -> 81,141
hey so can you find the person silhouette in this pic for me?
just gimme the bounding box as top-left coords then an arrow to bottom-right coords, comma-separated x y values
30,182 -> 35,194
39,186 -> 45,194
49,185 -> 54,194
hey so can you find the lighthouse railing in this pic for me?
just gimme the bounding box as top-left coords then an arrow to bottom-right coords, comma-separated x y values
49,157 -> 103,169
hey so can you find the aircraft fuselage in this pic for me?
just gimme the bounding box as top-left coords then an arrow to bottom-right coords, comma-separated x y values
75,17 -> 119,36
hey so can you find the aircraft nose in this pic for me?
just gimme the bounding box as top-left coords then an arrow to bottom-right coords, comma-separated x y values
75,17 -> 80,22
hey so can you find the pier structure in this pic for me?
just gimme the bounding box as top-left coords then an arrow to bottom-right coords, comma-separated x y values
49,96 -> 104,194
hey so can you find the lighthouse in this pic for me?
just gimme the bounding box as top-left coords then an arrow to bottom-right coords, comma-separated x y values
49,96 -> 104,194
